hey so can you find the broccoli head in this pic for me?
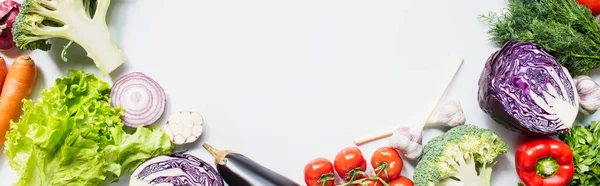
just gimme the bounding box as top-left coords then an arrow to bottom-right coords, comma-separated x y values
12,0 -> 124,75
413,124 -> 509,186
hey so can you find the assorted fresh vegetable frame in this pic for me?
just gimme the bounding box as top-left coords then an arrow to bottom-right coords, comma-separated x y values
3,0 -> 600,185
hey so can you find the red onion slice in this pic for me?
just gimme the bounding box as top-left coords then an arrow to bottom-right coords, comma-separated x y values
111,72 -> 166,127
164,111 -> 204,145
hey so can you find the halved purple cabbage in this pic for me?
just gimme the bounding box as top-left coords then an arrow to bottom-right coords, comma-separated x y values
478,40 -> 580,135
130,151 -> 224,186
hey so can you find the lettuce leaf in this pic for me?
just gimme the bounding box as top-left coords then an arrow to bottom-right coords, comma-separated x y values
4,70 -> 173,186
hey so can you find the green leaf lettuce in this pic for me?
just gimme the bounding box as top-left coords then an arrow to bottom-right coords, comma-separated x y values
4,70 -> 173,186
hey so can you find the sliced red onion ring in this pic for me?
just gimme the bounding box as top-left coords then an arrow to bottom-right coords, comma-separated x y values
164,111 -> 204,145
110,72 -> 166,127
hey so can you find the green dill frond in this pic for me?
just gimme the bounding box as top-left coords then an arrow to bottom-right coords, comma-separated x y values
481,0 -> 600,75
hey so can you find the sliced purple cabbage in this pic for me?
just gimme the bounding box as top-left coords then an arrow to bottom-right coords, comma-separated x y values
130,151 -> 224,186
478,40 -> 580,135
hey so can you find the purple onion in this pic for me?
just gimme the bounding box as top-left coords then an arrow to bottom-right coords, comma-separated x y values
110,72 -> 166,127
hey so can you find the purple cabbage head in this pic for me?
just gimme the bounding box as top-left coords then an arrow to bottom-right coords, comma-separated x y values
478,40 -> 580,135
130,151 -> 224,186
0,0 -> 19,50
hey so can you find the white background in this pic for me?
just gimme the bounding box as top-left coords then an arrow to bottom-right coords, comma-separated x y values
1,0 -> 598,185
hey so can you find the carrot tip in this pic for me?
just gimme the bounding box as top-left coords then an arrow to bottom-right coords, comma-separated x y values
19,55 -> 32,61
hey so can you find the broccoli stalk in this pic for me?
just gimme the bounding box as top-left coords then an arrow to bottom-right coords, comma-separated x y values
435,153 -> 493,186
13,0 -> 124,75
413,124 -> 509,186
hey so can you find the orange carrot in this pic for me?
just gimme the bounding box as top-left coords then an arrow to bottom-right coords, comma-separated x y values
0,57 -> 8,92
0,55 -> 36,145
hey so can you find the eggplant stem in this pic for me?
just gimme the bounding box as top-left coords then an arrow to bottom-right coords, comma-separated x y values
202,143 -> 231,165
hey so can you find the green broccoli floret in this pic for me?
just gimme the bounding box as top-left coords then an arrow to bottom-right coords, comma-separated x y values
413,124 -> 509,186
13,0 -> 125,75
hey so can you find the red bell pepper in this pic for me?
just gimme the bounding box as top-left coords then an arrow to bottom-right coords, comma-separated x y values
515,136 -> 574,186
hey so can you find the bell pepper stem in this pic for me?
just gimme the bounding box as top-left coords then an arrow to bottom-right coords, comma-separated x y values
536,157 -> 559,178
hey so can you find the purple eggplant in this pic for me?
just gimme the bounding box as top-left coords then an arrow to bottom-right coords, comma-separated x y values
203,143 -> 300,186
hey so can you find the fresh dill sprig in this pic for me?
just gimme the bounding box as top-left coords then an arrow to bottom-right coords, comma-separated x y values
481,0 -> 600,75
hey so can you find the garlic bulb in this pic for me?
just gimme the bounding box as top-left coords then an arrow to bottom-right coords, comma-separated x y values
388,127 -> 423,160
426,100 -> 466,127
388,100 -> 466,160
575,75 -> 600,116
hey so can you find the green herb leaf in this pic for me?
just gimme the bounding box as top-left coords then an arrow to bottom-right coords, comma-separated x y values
592,165 -> 600,175
580,164 -> 590,172
559,121 -> 600,185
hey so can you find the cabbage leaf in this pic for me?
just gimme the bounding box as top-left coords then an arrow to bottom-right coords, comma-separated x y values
4,70 -> 173,186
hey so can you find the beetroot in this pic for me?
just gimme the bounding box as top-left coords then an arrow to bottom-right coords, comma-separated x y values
0,0 -> 19,50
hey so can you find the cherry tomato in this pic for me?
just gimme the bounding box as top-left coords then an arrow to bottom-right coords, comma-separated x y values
577,0 -> 600,16
304,157 -> 335,186
371,147 -> 403,181
362,179 -> 385,186
389,176 -> 414,186
334,147 -> 367,181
